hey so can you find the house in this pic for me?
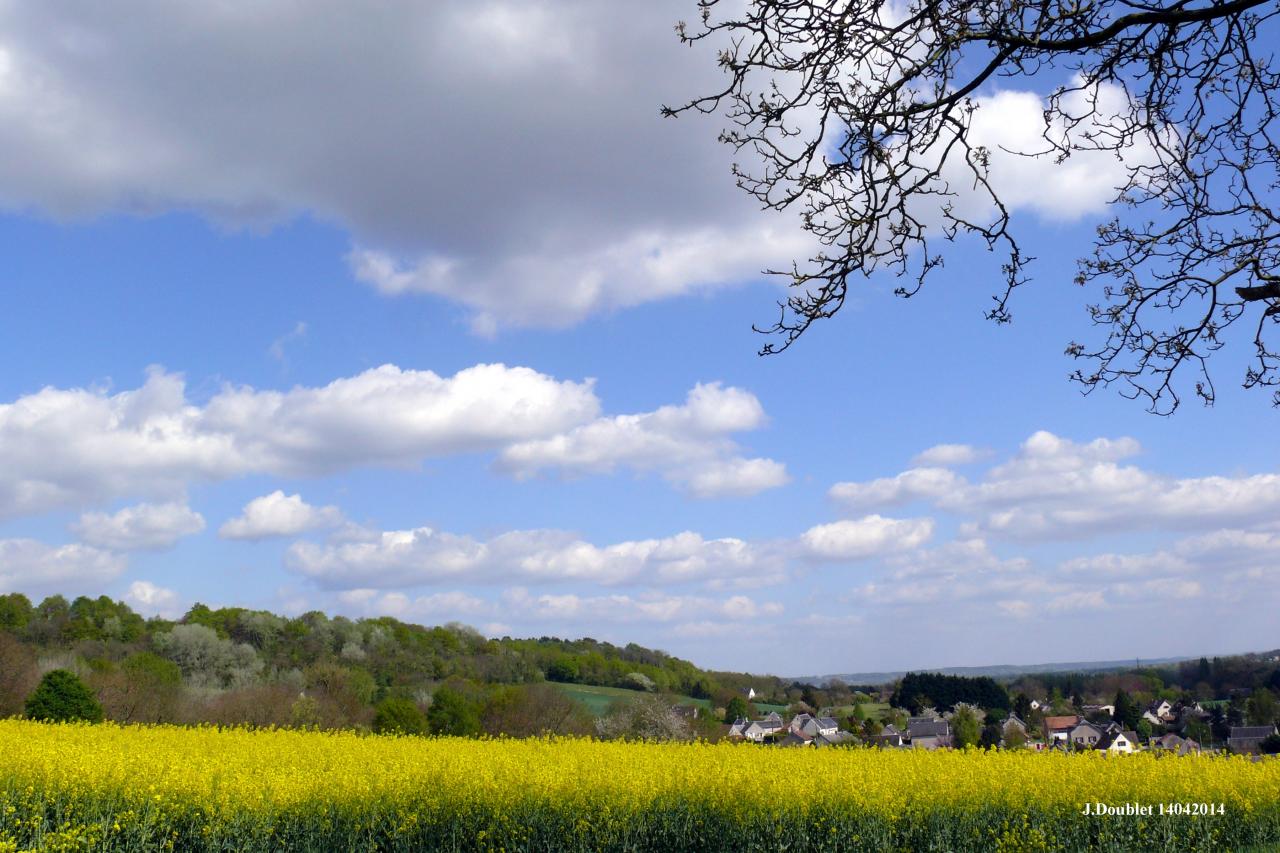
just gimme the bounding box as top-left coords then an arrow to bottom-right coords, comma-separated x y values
1150,733 -> 1199,755
1042,715 -> 1080,743
746,687 -> 757,700
727,717 -> 749,739
1068,721 -> 1104,748
868,731 -> 906,748
881,723 -> 902,738
813,731 -> 856,748
791,713 -> 840,739
1029,699 -> 1044,711
1002,714 -> 1028,736
672,705 -> 700,721
1143,699 -> 1175,726
736,712 -> 786,742
1097,730 -> 1139,754
908,719 -> 951,750
778,732 -> 810,748
1228,725 -> 1278,754
1081,704 -> 1115,718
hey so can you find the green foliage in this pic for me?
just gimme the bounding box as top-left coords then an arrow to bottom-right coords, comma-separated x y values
427,688 -> 481,736
723,696 -> 750,723
891,673 -> 1009,714
123,652 -> 181,685
546,656 -> 580,683
1247,688 -> 1278,726
24,670 -> 103,723
1113,690 -> 1140,729
950,706 -> 981,749
0,593 -> 32,631
373,698 -> 428,735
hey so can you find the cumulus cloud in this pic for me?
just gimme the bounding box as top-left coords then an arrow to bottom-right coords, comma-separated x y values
828,468 -> 962,511
337,588 -> 493,620
0,539 -> 125,594
910,443 -> 986,467
501,587 -> 782,624
829,430 -> 1280,541
0,363 -> 595,517
287,527 -> 781,589
800,515 -> 934,561
220,491 -> 345,540
72,501 -> 205,551
0,1 -> 813,331
497,383 -> 788,498
0,4 -> 1148,333
123,580 -> 182,618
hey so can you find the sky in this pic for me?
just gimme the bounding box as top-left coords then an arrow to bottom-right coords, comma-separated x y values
0,1 -> 1276,676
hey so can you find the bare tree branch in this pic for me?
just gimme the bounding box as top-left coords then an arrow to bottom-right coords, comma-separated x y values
667,0 -> 1280,413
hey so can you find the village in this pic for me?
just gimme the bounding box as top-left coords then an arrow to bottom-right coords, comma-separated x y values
722,690 -> 1280,756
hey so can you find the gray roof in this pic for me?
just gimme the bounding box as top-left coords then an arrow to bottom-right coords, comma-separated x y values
909,719 -> 950,738
816,716 -> 840,729
813,731 -> 854,747
1229,726 -> 1277,739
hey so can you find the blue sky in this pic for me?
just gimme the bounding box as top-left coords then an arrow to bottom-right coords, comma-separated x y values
0,2 -> 1276,675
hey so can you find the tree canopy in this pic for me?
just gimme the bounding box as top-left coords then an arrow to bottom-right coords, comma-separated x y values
25,669 -> 103,724
670,0 -> 1280,413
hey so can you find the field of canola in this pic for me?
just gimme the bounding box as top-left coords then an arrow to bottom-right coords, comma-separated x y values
0,720 -> 1278,852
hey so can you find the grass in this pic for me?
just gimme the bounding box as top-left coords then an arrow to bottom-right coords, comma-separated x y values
553,683 -> 711,716
552,683 -> 787,718
820,702 -> 891,721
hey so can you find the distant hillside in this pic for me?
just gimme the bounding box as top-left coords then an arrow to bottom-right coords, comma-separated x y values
797,655 -> 1200,686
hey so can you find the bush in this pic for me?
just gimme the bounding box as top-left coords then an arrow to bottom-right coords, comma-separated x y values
373,698 -> 428,735
427,688 -> 481,736
25,670 -> 103,723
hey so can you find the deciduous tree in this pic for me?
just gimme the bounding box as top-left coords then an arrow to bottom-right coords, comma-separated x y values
670,0 -> 1280,412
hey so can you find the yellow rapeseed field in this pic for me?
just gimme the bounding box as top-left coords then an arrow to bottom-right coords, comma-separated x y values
0,719 -> 1277,851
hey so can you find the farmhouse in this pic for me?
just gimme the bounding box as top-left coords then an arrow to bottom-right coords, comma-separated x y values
908,718 -> 951,750
1042,715 -> 1080,743
1228,725 -> 1278,754
1068,721 -> 1104,748
1150,733 -> 1199,755
1142,699 -> 1175,725
1096,729 -> 1138,753
790,713 -> 840,739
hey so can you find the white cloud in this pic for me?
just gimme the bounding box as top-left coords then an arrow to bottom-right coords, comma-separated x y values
337,589 -> 493,620
829,431 -> 1280,541
829,467 -> 962,511
0,1 -> 815,332
220,491 -> 345,540
72,501 -> 205,551
966,84 -> 1153,222
498,383 -> 788,498
0,363 -> 596,518
501,587 -> 782,624
123,580 -> 181,618
1046,590 -> 1108,612
0,539 -> 125,594
287,527 -> 780,589
800,515 -> 934,561
910,444 -> 986,467
0,4 -> 1141,334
